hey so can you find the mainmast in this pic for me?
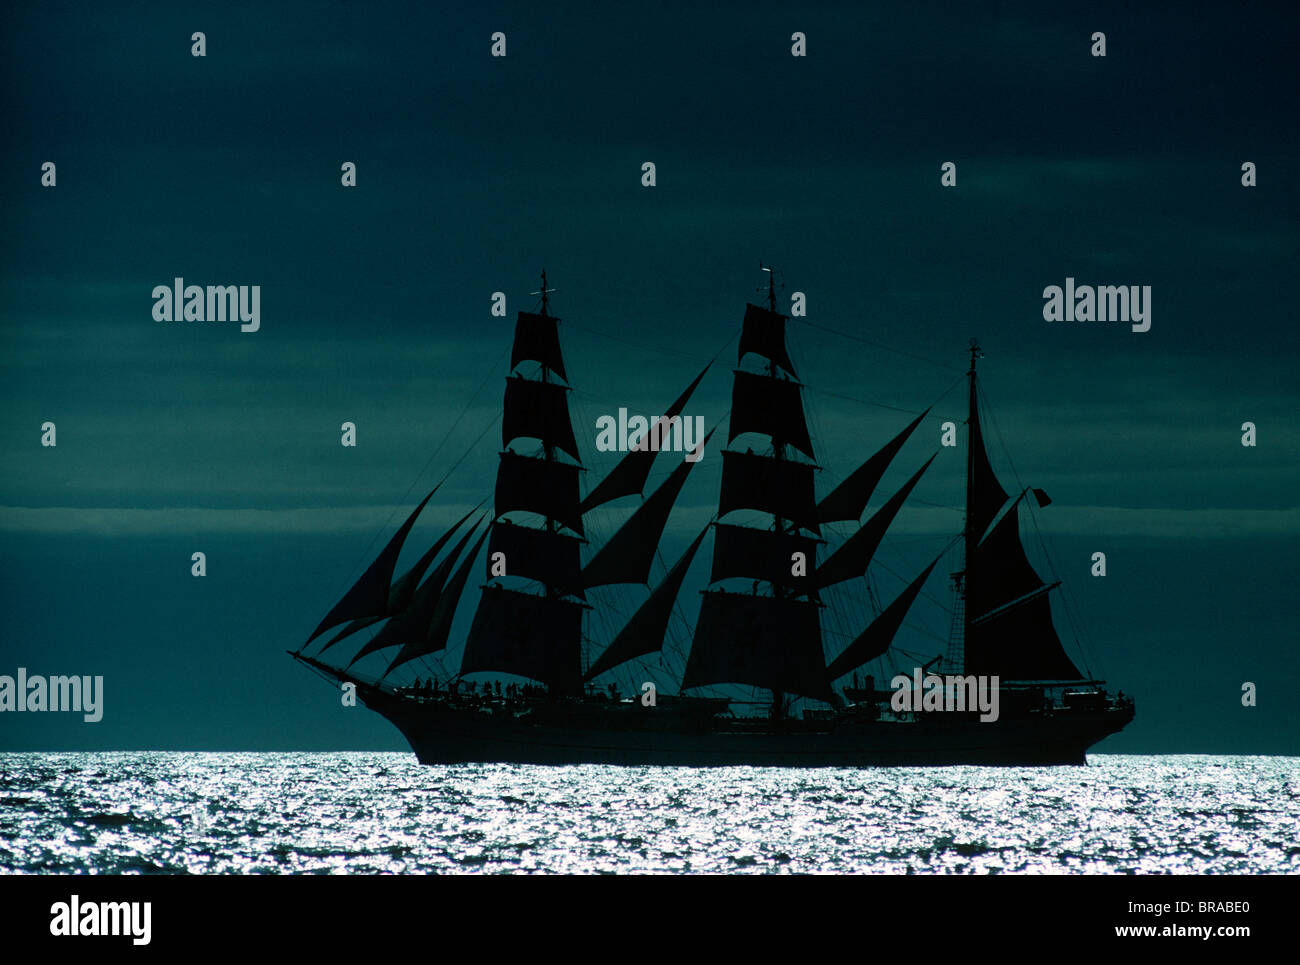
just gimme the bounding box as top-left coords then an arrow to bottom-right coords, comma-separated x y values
764,264 -> 789,721
960,338 -> 982,671
682,267 -> 833,707
534,270 -> 560,589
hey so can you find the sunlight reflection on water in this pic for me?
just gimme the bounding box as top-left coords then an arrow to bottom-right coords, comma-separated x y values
1,752 -> 1296,874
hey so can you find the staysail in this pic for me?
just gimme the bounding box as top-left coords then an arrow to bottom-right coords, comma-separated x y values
817,409 -> 929,523
815,454 -> 936,588
826,553 -> 943,679
580,363 -> 711,511
578,429 -> 714,589
584,524 -> 710,680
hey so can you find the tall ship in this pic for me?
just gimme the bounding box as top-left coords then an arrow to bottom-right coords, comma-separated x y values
291,269 -> 1134,765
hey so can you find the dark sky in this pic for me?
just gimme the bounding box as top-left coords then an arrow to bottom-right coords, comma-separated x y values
2,0 -> 1297,753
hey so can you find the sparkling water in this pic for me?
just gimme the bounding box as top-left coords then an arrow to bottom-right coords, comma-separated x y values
2,752 -> 1296,874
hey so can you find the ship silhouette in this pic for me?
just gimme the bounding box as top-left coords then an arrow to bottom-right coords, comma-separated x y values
291,268 -> 1134,765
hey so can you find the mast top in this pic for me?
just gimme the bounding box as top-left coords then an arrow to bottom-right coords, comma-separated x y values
532,269 -> 557,316
968,338 -> 983,374
759,262 -> 780,313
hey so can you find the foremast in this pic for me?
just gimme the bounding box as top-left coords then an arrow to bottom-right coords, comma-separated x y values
461,271 -> 713,695
460,270 -> 587,695
764,266 -> 792,720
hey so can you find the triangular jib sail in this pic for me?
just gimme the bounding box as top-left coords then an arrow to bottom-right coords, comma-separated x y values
348,513 -> 487,667
319,503 -> 480,654
305,485 -> 440,643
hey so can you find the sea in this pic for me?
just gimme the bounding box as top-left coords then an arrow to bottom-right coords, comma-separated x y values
1,753 -> 1297,874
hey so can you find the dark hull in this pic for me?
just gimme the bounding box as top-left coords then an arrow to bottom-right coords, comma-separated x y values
364,691 -> 1134,767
